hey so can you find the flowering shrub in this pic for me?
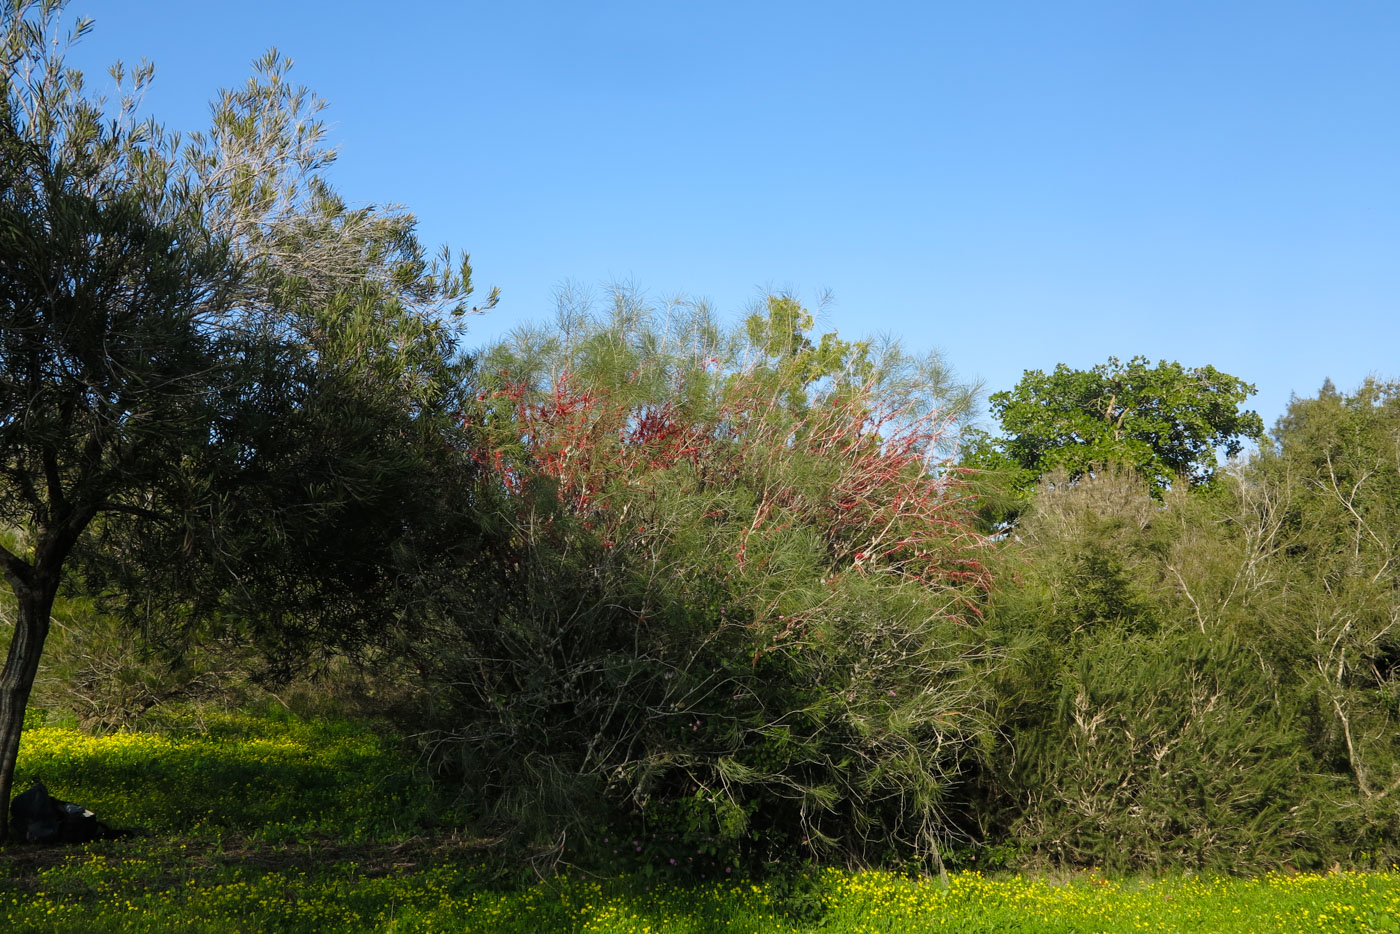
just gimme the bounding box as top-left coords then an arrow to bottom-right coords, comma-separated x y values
411,293 -> 997,869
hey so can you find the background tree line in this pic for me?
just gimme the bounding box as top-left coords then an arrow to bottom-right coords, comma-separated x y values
4,1 -> 1397,873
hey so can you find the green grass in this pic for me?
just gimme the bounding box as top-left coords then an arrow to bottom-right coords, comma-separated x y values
12,706 -> 438,843
3,708 -> 1398,933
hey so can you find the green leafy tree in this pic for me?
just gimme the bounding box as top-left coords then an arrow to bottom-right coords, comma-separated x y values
0,1 -> 491,839
964,357 -> 1265,523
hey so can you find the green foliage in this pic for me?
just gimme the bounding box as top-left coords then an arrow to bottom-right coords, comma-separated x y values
984,472 -> 1307,871
964,357 -> 1265,525
3,1 -> 1397,884
981,403 -> 1400,872
407,291 -> 994,870
1249,379 -> 1400,839
33,596 -> 261,730
0,0 -> 496,839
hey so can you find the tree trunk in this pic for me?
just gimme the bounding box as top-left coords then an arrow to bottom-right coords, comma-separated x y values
0,579 -> 56,843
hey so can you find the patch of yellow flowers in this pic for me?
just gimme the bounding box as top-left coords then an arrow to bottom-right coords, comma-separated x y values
818,868 -> 1400,933
12,715 -> 424,841
4,715 -> 1398,933
4,852 -> 1399,932
8,862 -> 1395,934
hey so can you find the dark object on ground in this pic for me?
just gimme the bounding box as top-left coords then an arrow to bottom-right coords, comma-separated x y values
9,781 -> 129,844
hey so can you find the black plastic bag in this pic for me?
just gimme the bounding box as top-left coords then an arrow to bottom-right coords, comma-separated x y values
9,781 -> 125,843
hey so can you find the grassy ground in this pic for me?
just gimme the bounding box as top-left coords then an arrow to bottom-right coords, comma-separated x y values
2,708 -> 1397,933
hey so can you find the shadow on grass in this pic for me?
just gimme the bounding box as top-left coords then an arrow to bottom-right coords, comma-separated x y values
11,708 -> 447,842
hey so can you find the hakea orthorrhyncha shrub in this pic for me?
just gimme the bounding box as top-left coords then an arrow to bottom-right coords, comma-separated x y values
437,294 -> 998,870
476,315 -> 990,595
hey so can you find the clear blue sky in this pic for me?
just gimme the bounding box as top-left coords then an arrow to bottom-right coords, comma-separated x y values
67,1 -> 1399,434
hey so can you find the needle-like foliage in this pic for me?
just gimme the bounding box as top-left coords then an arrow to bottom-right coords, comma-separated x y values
0,0 -> 493,839
406,290 -> 995,871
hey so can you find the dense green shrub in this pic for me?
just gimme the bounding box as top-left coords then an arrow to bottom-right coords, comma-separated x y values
1252,380 -> 1400,853
401,293 -> 997,870
982,430 -> 1400,871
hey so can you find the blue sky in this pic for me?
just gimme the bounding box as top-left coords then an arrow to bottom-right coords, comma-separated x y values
67,1 -> 1399,434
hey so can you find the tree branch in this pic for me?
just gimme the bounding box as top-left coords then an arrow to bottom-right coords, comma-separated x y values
42,447 -> 65,514
0,538 -> 33,591
97,501 -> 168,523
